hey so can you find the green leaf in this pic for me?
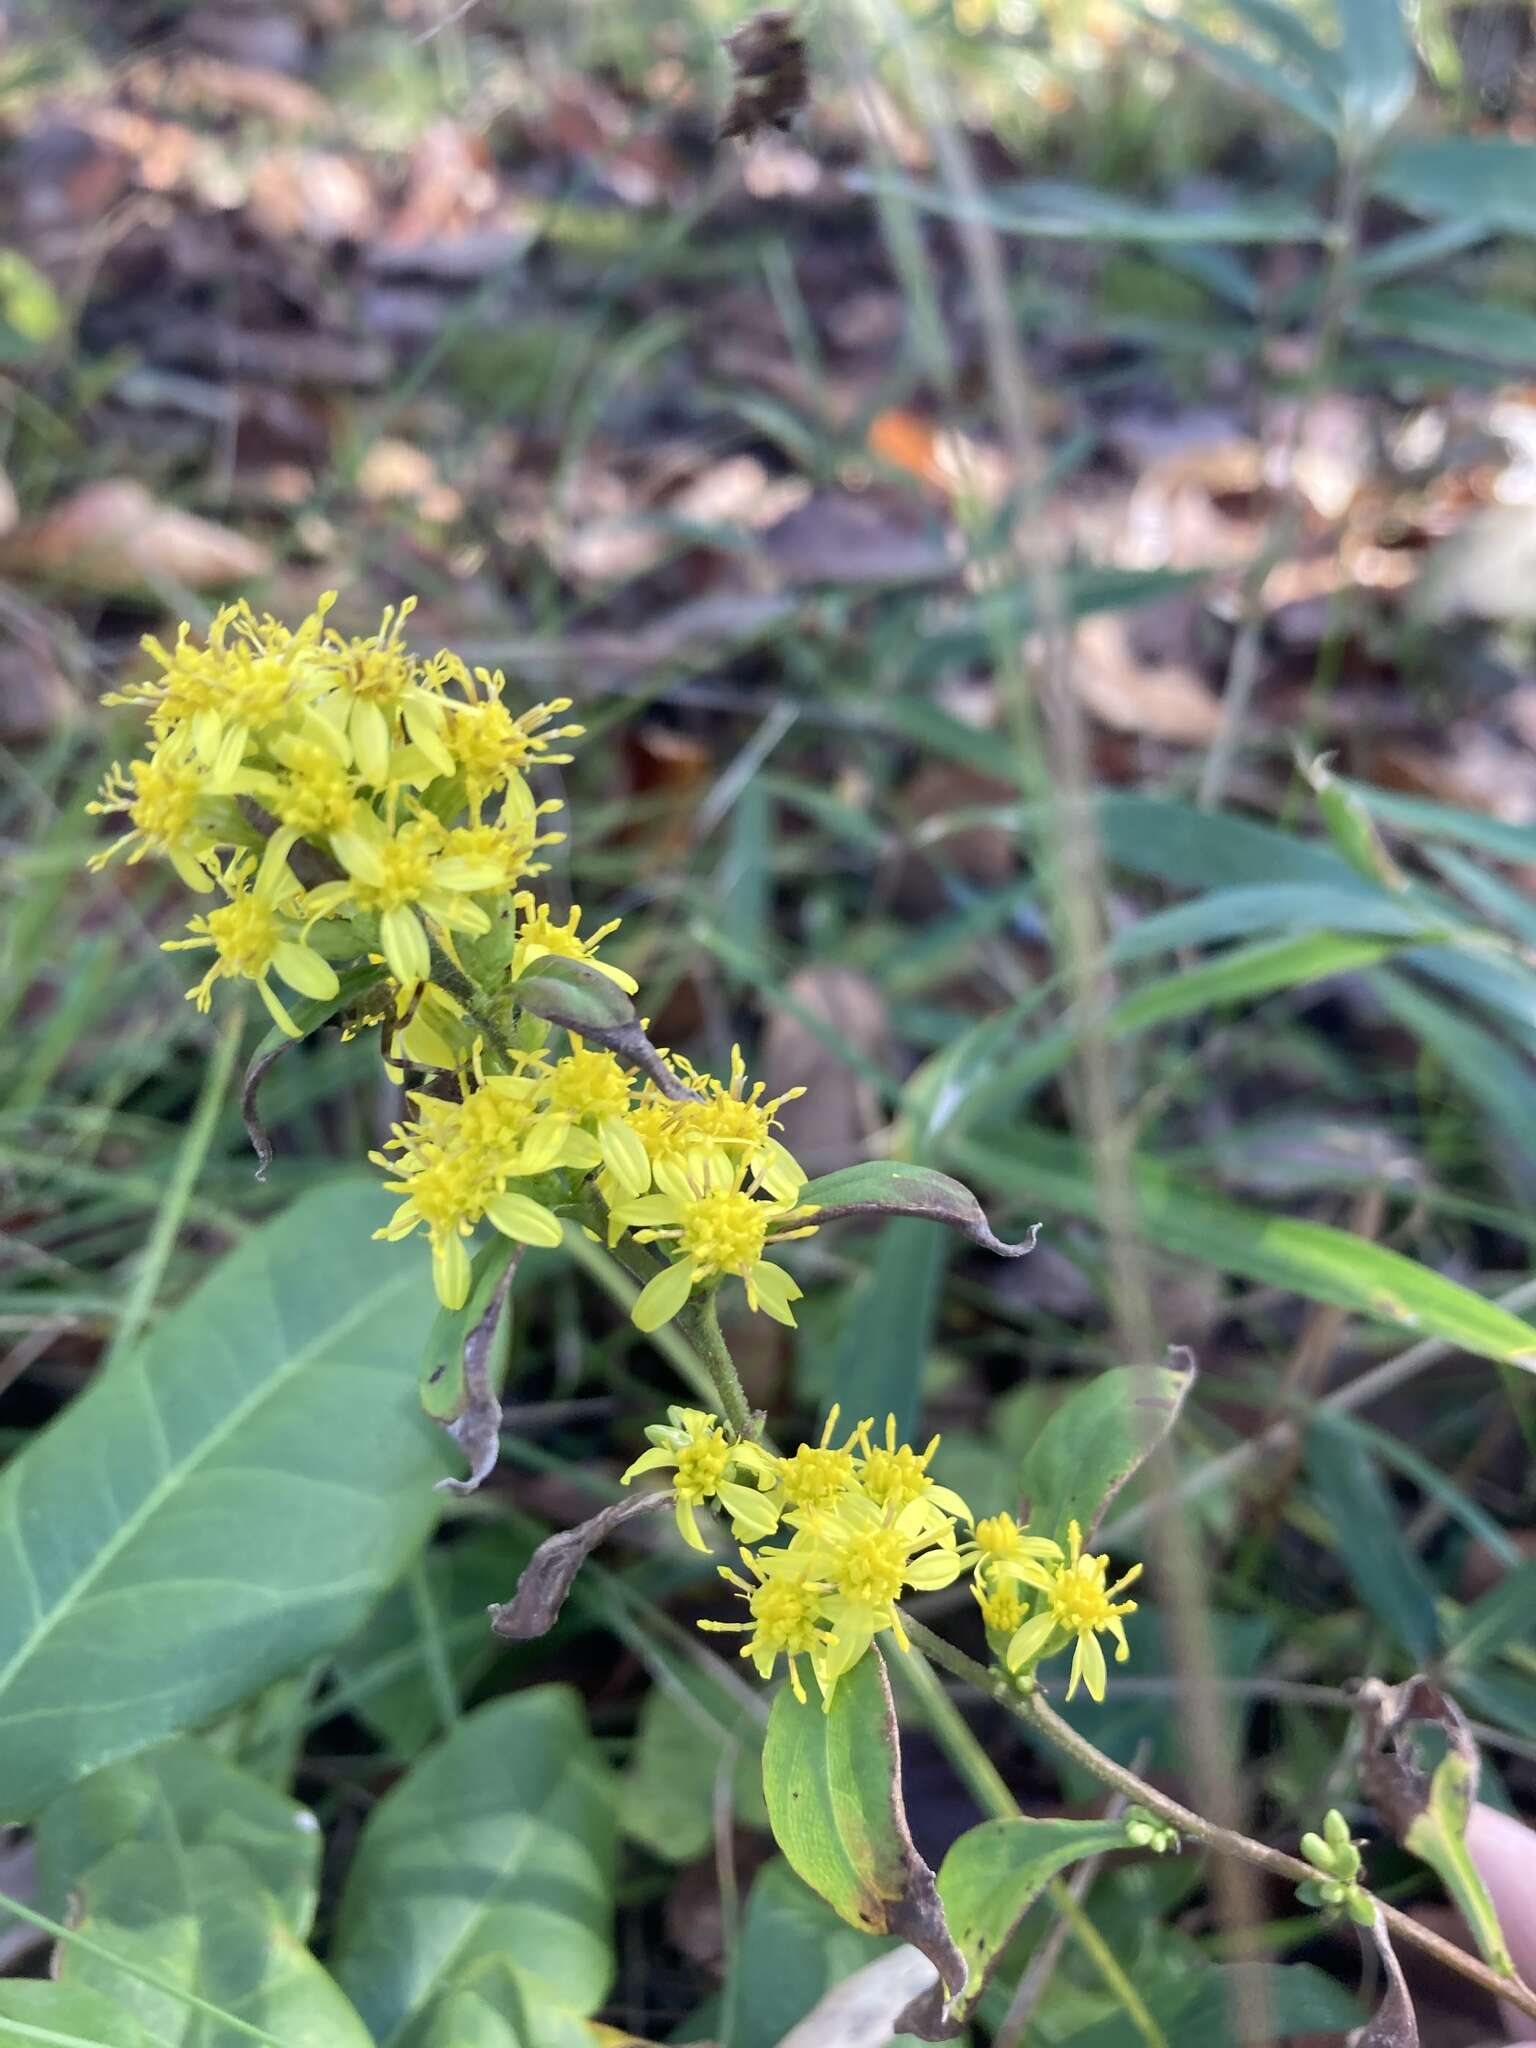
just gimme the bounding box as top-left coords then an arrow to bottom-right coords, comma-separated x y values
1099,792 -> 1360,891
58,1849 -> 372,2047
0,247 -> 63,355
1373,137 -> 1536,235
761,1650 -> 963,2001
36,1737 -> 321,1939
1303,755 -> 1407,890
1367,968 -> 1536,1181
508,957 -> 634,1035
724,1859 -> 911,2048
1128,6 -> 1339,132
1059,1962 -> 1361,2045
419,1237 -> 519,1423
0,1178 -> 449,1821
621,1677 -> 766,1865
918,1818 -> 1132,2030
1356,286 -> 1536,367
1447,1557 -> 1536,1671
0,1984 -> 154,2048
1110,883 -> 1432,960
820,1218 -> 949,1440
329,1528 -> 533,1756
1333,0 -> 1416,143
860,171 -> 1328,241
1306,1414 -> 1442,1664
1019,1359 -> 1196,1551
330,1689 -> 617,2048
413,1959 -> 597,2048
1406,1750 -> 1513,1976
801,1160 -> 1039,1257
948,1129 -> 1536,1370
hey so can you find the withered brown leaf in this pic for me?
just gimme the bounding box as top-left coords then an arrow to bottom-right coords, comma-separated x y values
719,10 -> 810,143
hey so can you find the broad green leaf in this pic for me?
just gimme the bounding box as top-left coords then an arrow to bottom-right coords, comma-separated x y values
925,1818 -> 1130,2029
413,1959 -> 597,2048
761,1650 -> 962,2000
821,1219 -> 949,1441
0,1179 -> 449,1820
724,1859 -> 912,2048
1306,1415 -> 1441,1665
0,1984 -> 154,2047
329,1527 -> 533,1756
1373,137 -> 1536,235
55,1840 -> 371,2047
36,1737 -> 321,1939
622,1677 -> 766,1864
330,1689 -> 616,2048
949,1129 -> 1536,1370
1019,1360 -> 1195,1551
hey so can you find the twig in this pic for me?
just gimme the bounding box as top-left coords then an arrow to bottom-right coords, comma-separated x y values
897,1616 -> 1536,2026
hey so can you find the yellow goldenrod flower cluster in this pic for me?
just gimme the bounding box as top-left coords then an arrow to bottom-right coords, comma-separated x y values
624,1405 -> 1143,1710
88,596 -> 820,1334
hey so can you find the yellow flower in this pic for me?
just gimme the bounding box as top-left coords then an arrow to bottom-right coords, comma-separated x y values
609,1152 -> 818,1332
306,807 -> 502,987
621,1405 -> 781,1552
539,1045 -> 649,1197
856,1415 -> 972,1527
1004,1520 -> 1143,1703
775,1404 -> 860,1511
313,597 -> 454,786
86,750 -> 228,892
700,1547 -> 837,1705
108,596 -> 334,777
612,1047 -> 808,1207
974,1580 -> 1027,1635
509,895 -> 638,995
957,1512 -> 1063,1585
162,846 -> 338,1036
441,669 -> 581,819
371,1072 -> 569,1308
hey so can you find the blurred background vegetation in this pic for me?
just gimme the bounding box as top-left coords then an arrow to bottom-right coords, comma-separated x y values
2,0 -> 1536,2042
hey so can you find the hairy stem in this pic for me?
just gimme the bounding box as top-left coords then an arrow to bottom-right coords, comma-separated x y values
681,1292 -> 756,1439
898,1616 -> 1536,2025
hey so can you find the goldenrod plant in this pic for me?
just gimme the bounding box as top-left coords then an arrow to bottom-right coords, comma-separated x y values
83,597 -> 1535,2044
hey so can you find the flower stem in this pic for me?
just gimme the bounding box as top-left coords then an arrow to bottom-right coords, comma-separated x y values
897,1616 -> 1536,2025
681,1292 -> 756,1440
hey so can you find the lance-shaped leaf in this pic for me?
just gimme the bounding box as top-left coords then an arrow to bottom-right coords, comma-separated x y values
488,1492 -> 673,1642
761,1649 -> 965,2029
1301,755 -> 1407,894
1357,1676 -> 1515,1977
799,1162 -> 1039,1258
509,958 -> 698,1099
898,1817 -> 1132,2036
420,1241 -> 521,1495
1018,1354 -> 1196,1549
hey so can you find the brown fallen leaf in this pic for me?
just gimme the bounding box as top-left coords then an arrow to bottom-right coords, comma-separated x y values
761,966 -> 893,1173
0,480 -> 271,596
0,468 -> 16,541
247,149 -> 378,244
1073,612 -> 1224,745
719,9 -> 810,142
